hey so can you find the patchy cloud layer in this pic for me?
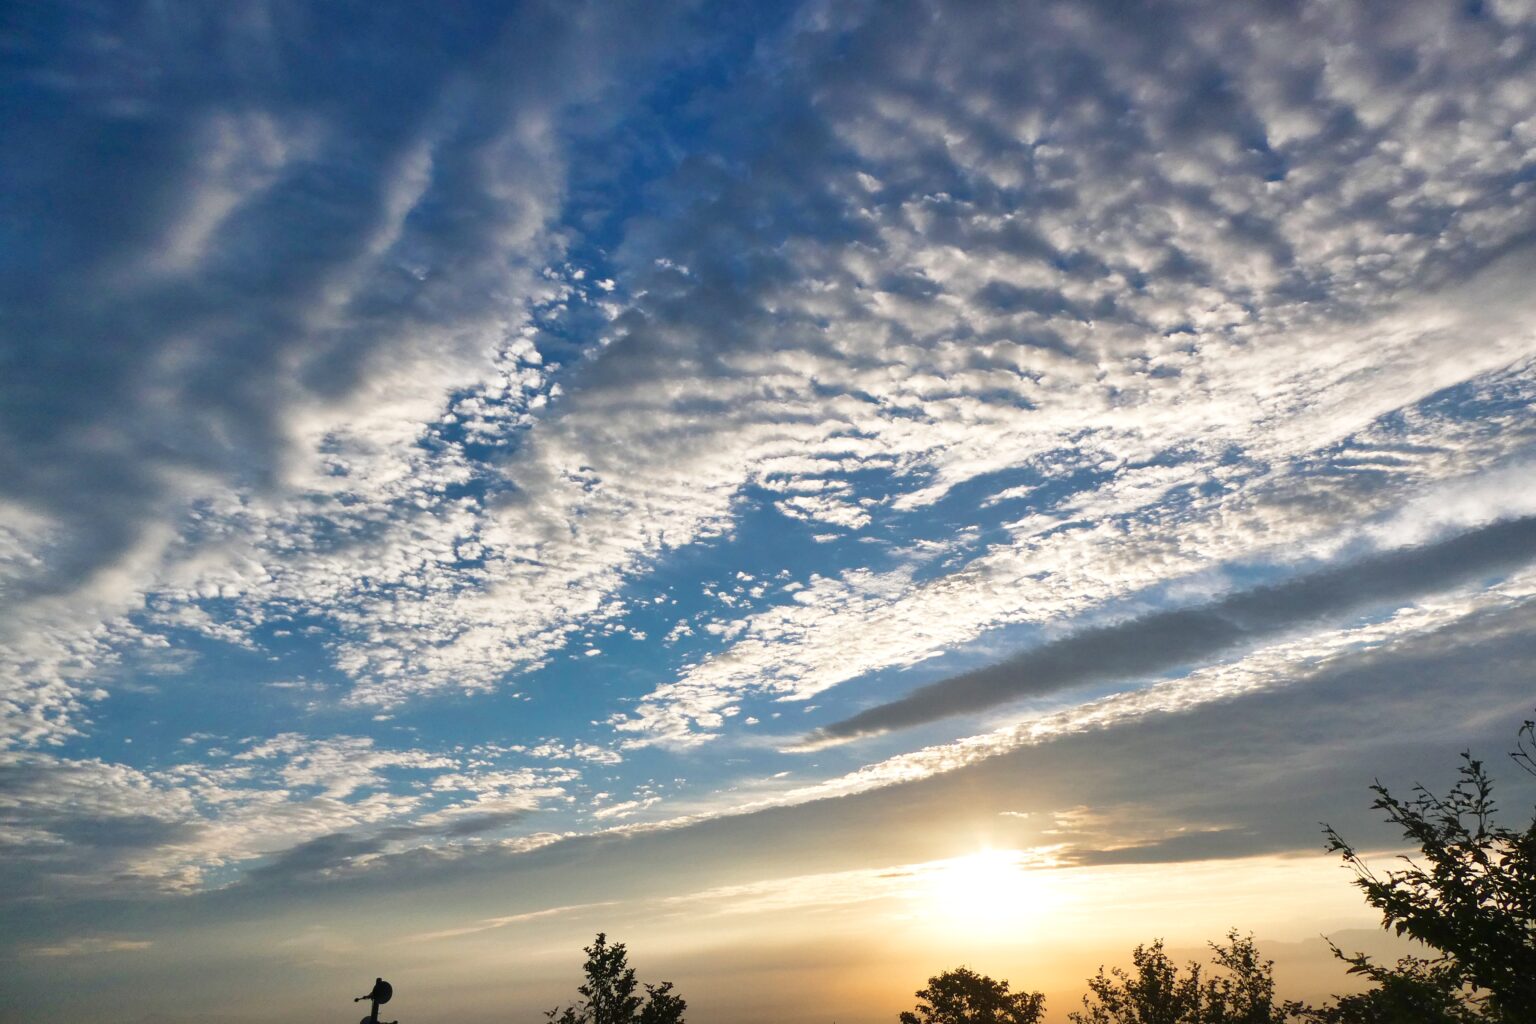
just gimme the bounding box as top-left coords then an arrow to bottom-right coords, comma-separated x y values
4,2 -> 1536,1009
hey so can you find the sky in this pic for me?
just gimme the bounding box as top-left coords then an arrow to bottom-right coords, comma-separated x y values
4,1 -> 1536,1021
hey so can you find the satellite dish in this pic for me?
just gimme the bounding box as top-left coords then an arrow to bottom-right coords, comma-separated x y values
370,979 -> 393,1005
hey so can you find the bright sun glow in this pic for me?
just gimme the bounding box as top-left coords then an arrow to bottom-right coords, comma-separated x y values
916,848 -> 1063,937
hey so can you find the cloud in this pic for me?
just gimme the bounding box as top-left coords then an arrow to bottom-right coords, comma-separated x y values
4,2 -> 1536,978
234,733 -> 456,799
4,581 -> 1533,1024
26,591 -> 1536,944
0,733 -> 578,903
25,937 -> 153,959
408,900 -> 619,942
0,0 -> 693,741
775,574 -> 1536,802
613,395 -> 1536,749
583,0 -> 1536,744
1060,829 -> 1276,868
5,0 -> 1536,752
242,831 -> 389,885
806,515 -> 1536,742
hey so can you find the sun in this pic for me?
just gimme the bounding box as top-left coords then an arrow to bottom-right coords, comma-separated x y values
916,848 -> 1062,937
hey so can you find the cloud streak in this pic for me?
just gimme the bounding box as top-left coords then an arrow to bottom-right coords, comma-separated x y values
807,515 -> 1536,743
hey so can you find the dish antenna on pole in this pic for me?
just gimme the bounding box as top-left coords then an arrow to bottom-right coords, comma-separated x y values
354,977 -> 397,1024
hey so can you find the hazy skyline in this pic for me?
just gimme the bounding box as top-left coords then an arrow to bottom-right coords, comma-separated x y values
4,2 -> 1536,1021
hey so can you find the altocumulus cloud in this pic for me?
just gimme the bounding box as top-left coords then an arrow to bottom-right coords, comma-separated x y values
592,0 -> 1536,747
2,0 -> 1536,959
0,1 -> 691,744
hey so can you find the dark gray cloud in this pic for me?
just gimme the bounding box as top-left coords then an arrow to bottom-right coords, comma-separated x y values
1061,828 -> 1274,867
809,515 -> 1536,742
239,808 -> 534,885
0,754 -> 198,902
428,808 -> 533,839
242,831 -> 387,884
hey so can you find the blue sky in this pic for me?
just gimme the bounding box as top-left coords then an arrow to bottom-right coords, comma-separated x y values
4,2 -> 1536,1022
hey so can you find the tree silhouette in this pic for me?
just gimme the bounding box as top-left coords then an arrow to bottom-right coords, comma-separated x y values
1070,932 -> 1304,1023
1313,715 -> 1536,1022
899,967 -> 1045,1024
547,933 -> 686,1024
1300,954 -> 1481,1023
1073,938 -> 1195,1024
